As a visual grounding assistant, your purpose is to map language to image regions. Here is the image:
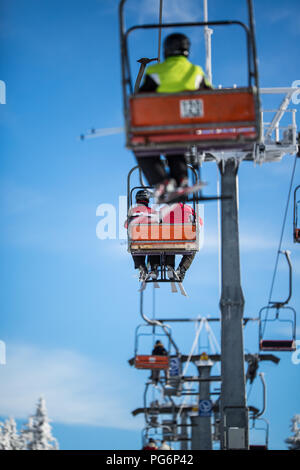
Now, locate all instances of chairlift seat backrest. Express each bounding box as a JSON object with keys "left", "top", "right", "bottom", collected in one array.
[
  {"left": 129, "top": 222, "right": 198, "bottom": 254},
  {"left": 293, "top": 186, "right": 300, "bottom": 243},
  {"left": 259, "top": 302, "right": 296, "bottom": 353},
  {"left": 249, "top": 444, "right": 268, "bottom": 450},
  {"left": 294, "top": 228, "right": 300, "bottom": 243},
  {"left": 259, "top": 339, "right": 296, "bottom": 352},
  {"left": 135, "top": 354, "right": 170, "bottom": 370},
  {"left": 128, "top": 88, "right": 259, "bottom": 153}
]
